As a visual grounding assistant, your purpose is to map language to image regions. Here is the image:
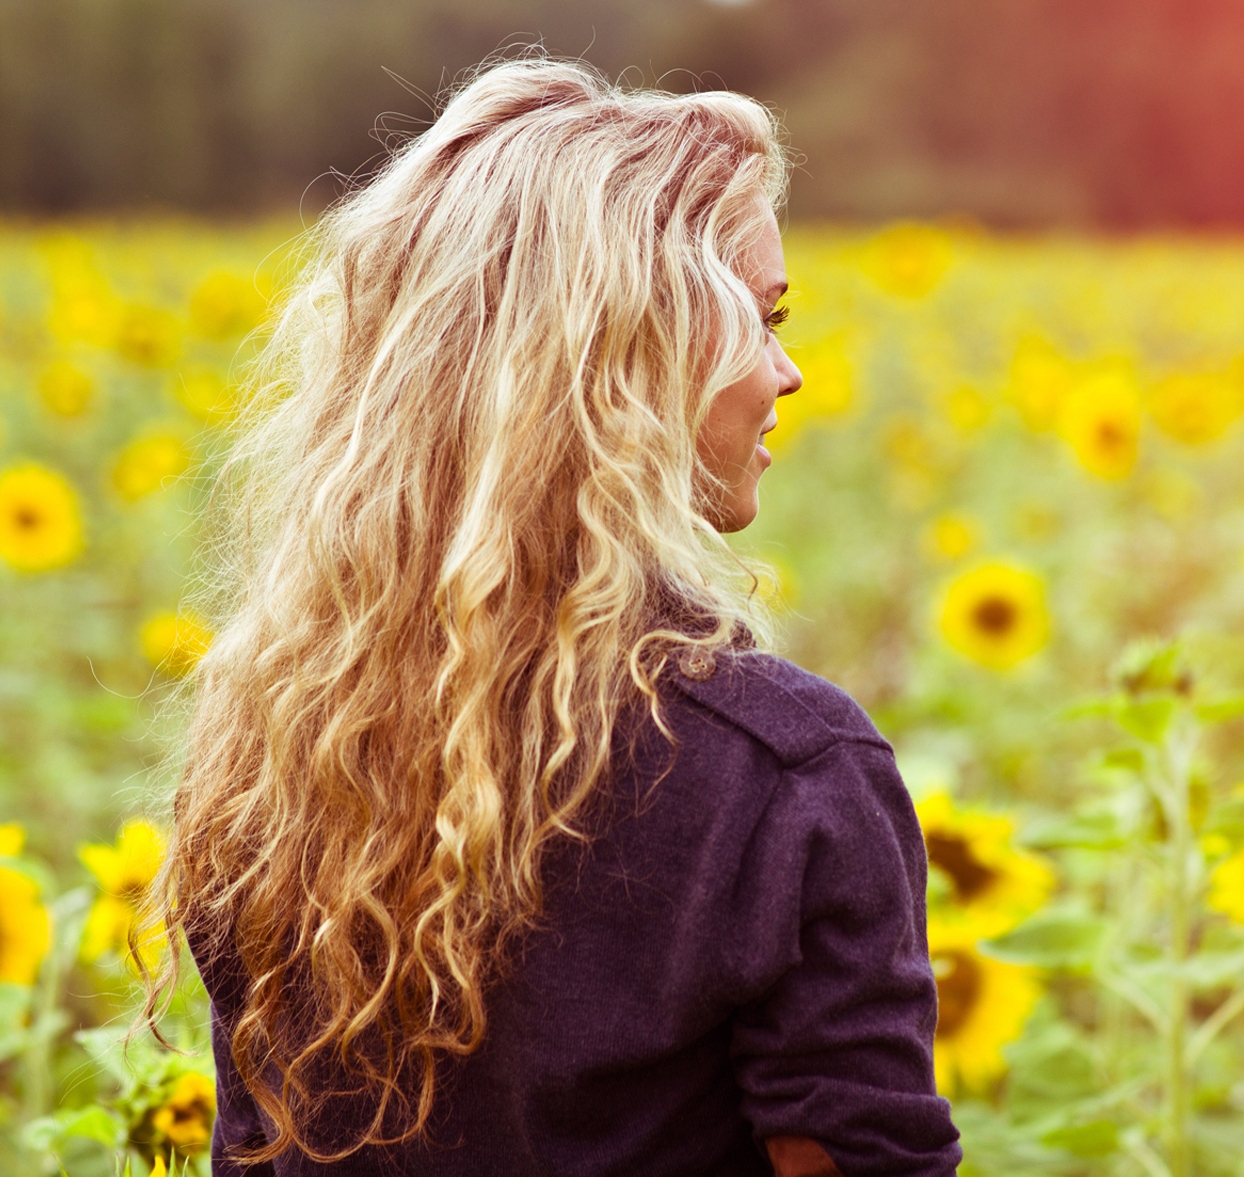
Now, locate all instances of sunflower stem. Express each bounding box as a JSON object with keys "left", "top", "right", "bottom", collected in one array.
[
  {"left": 1160, "top": 721, "right": 1195, "bottom": 1177},
  {"left": 21, "top": 925, "right": 60, "bottom": 1124},
  {"left": 1126, "top": 1132, "right": 1175, "bottom": 1177}
]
